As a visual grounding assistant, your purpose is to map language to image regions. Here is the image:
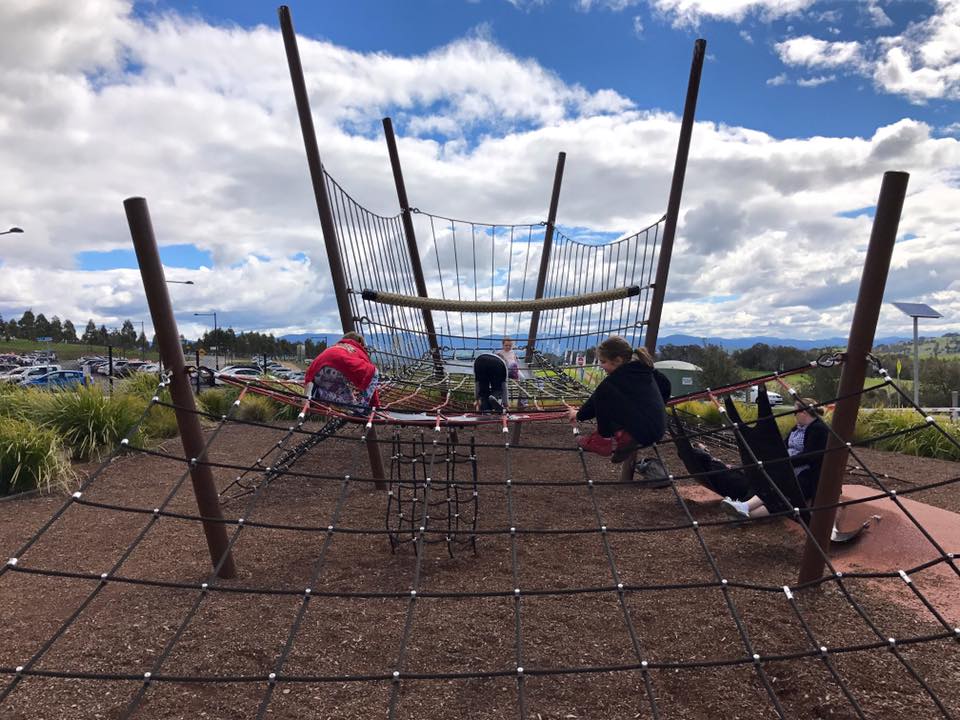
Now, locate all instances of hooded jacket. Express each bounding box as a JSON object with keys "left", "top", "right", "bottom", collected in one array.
[{"left": 305, "top": 338, "right": 380, "bottom": 406}]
